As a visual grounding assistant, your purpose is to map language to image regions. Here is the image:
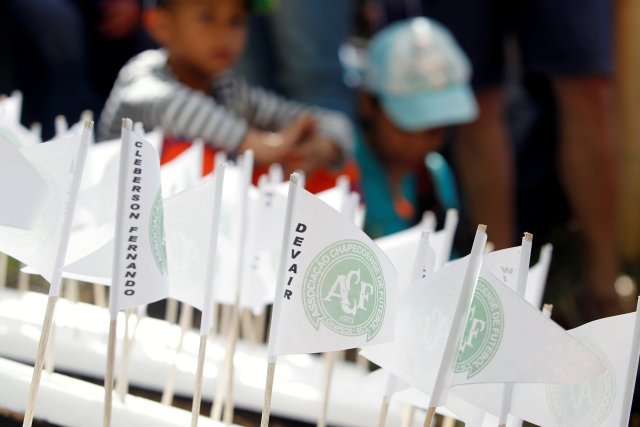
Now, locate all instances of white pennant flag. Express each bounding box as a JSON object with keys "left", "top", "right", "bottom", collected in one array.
[
  {"left": 160, "top": 139, "right": 204, "bottom": 197},
  {"left": 359, "top": 254, "right": 472, "bottom": 404},
  {"left": 451, "top": 247, "right": 603, "bottom": 387},
  {"left": 109, "top": 120, "right": 168, "bottom": 316},
  {"left": 525, "top": 243, "right": 553, "bottom": 309},
  {"left": 0, "top": 130, "right": 89, "bottom": 293},
  {"left": 211, "top": 155, "right": 253, "bottom": 306},
  {"left": 509, "top": 301, "right": 640, "bottom": 427},
  {"left": 239, "top": 176, "right": 288, "bottom": 314},
  {"left": 375, "top": 209, "right": 457, "bottom": 288},
  {"left": 0, "top": 141, "right": 48, "bottom": 229},
  {"left": 164, "top": 173, "right": 219, "bottom": 312},
  {"left": 267, "top": 175, "right": 397, "bottom": 359},
  {"left": 0, "top": 92, "right": 39, "bottom": 148}
]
